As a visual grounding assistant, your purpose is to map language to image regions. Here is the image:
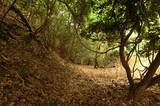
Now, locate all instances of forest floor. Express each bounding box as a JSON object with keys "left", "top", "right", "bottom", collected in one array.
[
  {"left": 0, "top": 10, "right": 160, "bottom": 106},
  {"left": 0, "top": 36, "right": 160, "bottom": 106}
]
